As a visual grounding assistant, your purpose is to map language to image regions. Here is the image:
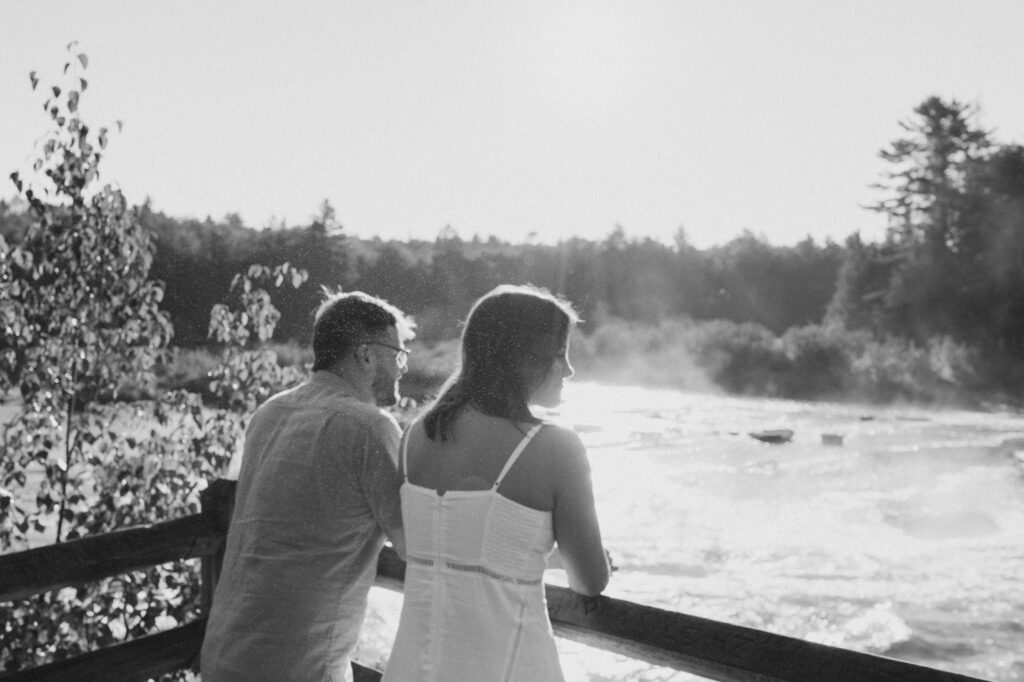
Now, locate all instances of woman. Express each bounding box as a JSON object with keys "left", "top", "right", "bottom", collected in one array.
[{"left": 383, "top": 284, "right": 611, "bottom": 682}]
